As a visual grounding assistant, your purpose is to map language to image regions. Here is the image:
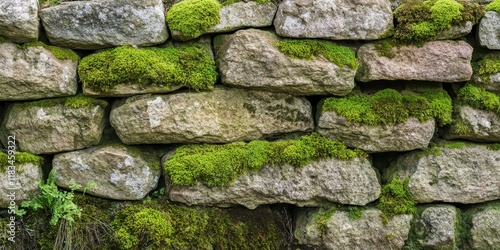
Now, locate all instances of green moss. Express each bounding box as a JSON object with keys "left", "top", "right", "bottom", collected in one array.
[
  {"left": 486, "top": 0, "right": 500, "bottom": 12},
  {"left": 474, "top": 53, "right": 500, "bottom": 82},
  {"left": 452, "top": 120, "right": 473, "bottom": 135},
  {"left": 78, "top": 45, "right": 217, "bottom": 92},
  {"left": 218, "top": 0, "right": 271, "bottom": 5},
  {"left": 276, "top": 40, "right": 358, "bottom": 69},
  {"left": 164, "top": 133, "right": 367, "bottom": 187},
  {"left": 0, "top": 36, "right": 10, "bottom": 44},
  {"left": 377, "top": 178, "right": 416, "bottom": 222},
  {"left": 394, "top": 0, "right": 484, "bottom": 43},
  {"left": 322, "top": 88, "right": 453, "bottom": 126},
  {"left": 0, "top": 151, "right": 43, "bottom": 172},
  {"left": 487, "top": 143, "right": 500, "bottom": 150},
  {"left": 166, "top": 0, "right": 220, "bottom": 38},
  {"left": 457, "top": 84, "right": 500, "bottom": 115},
  {"left": 22, "top": 95, "right": 108, "bottom": 110},
  {"left": 21, "top": 41, "right": 79, "bottom": 61},
  {"left": 373, "top": 39, "right": 403, "bottom": 59}
]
